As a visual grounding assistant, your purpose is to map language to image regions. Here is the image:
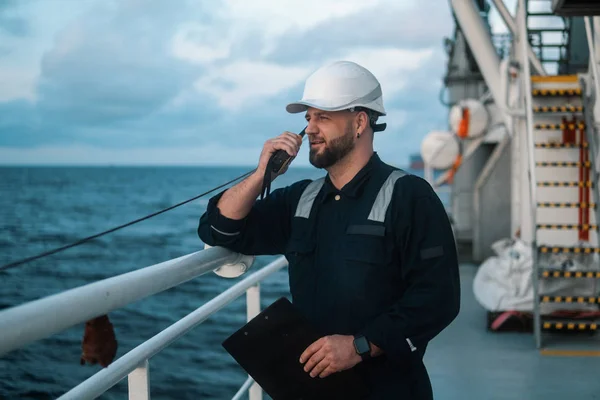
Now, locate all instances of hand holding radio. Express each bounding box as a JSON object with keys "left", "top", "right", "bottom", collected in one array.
[{"left": 258, "top": 128, "right": 306, "bottom": 199}]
